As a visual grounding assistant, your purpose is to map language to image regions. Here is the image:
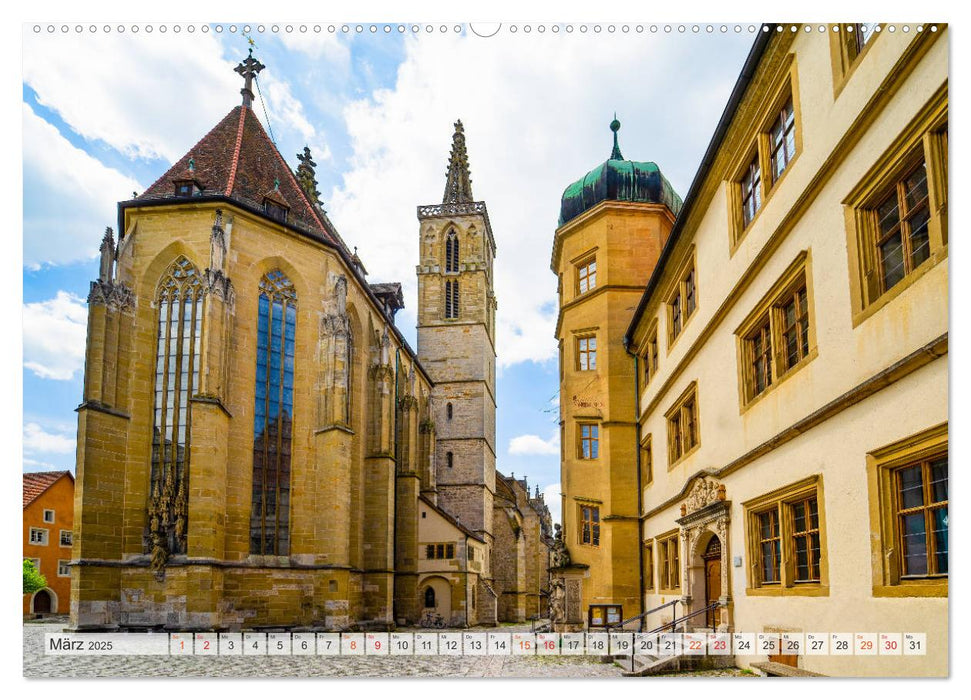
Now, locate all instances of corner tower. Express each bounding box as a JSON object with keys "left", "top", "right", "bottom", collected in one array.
[
  {"left": 416, "top": 120, "right": 498, "bottom": 570},
  {"left": 552, "top": 117, "right": 681, "bottom": 625}
]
